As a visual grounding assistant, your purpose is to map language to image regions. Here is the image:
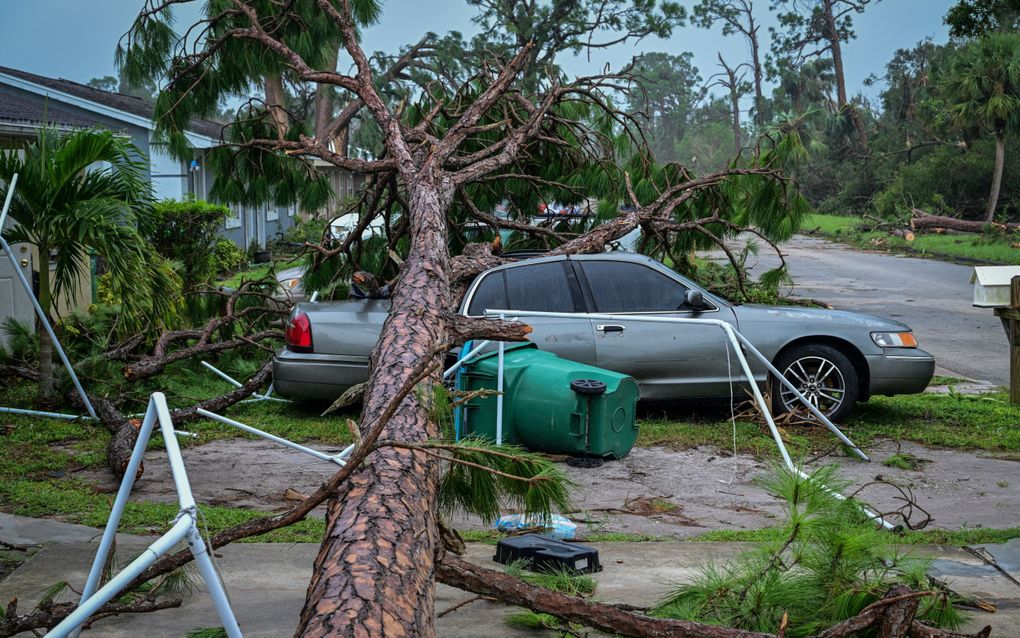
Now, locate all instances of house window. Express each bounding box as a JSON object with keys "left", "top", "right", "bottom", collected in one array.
[
  {"left": 267, "top": 205, "right": 279, "bottom": 222},
  {"left": 224, "top": 207, "right": 242, "bottom": 229},
  {"left": 347, "top": 173, "right": 354, "bottom": 196}
]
